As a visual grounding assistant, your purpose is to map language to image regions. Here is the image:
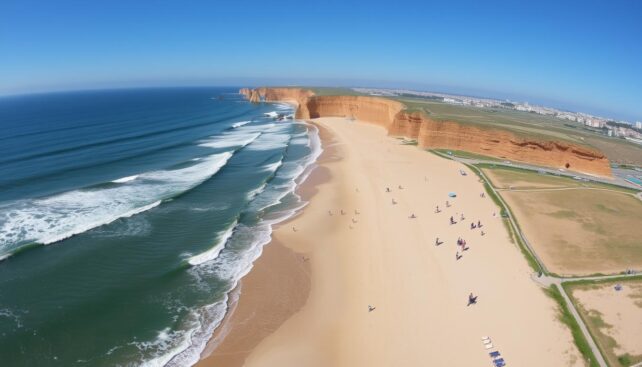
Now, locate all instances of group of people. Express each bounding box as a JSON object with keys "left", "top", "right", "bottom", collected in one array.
[{"left": 432, "top": 191, "right": 490, "bottom": 306}]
